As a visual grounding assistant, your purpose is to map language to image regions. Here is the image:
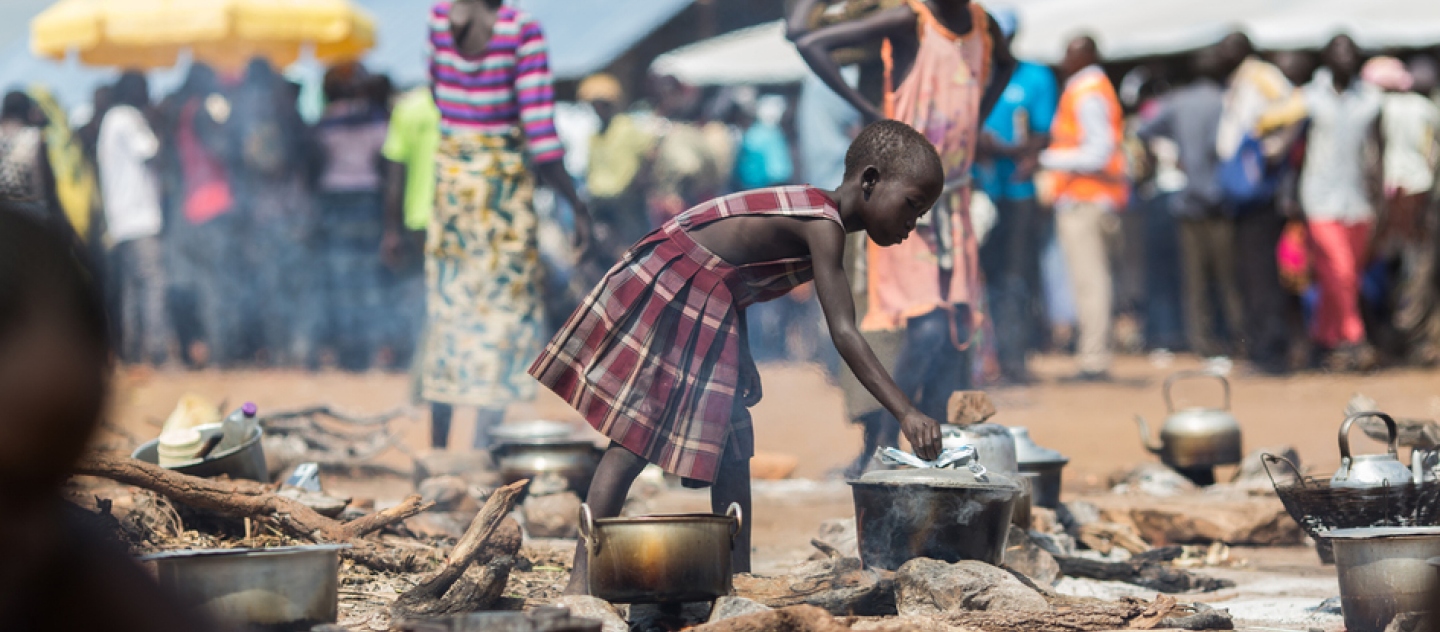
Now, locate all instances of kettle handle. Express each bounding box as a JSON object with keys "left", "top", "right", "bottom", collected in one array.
[
  {"left": 1163, "top": 370, "right": 1231, "bottom": 413},
  {"left": 1339, "top": 411, "right": 1400, "bottom": 462}
]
